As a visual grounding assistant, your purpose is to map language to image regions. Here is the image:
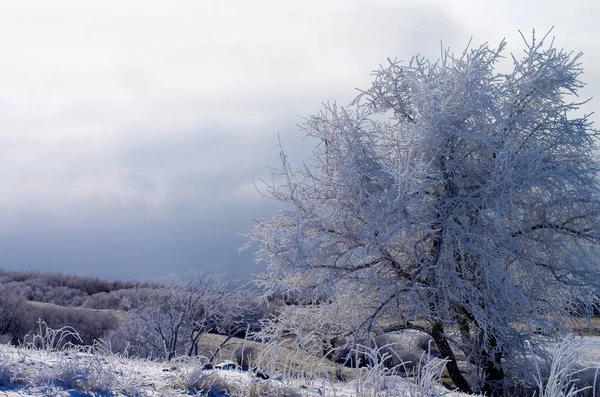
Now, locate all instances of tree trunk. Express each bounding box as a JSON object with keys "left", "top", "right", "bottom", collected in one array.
[
  {"left": 210, "top": 335, "right": 234, "bottom": 363},
  {"left": 479, "top": 336, "right": 504, "bottom": 396},
  {"left": 430, "top": 321, "right": 472, "bottom": 394},
  {"left": 188, "top": 330, "right": 203, "bottom": 357}
]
